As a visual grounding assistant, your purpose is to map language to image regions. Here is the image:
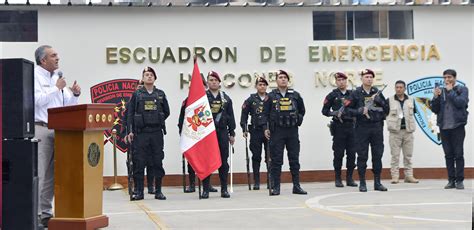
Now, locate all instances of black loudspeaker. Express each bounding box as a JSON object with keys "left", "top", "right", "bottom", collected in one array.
[
  {"left": 0, "top": 58, "right": 35, "bottom": 139},
  {"left": 2, "top": 139, "right": 39, "bottom": 230}
]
